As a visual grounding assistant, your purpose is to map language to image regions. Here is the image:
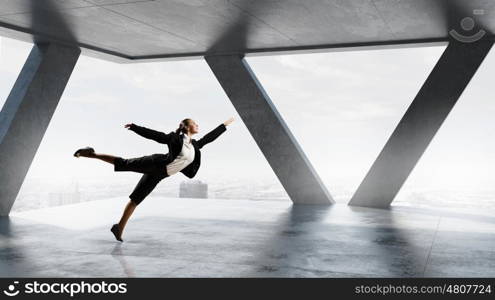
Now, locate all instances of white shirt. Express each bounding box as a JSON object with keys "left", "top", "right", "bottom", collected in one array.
[{"left": 166, "top": 135, "right": 195, "bottom": 176}]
